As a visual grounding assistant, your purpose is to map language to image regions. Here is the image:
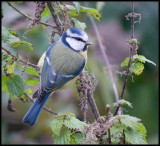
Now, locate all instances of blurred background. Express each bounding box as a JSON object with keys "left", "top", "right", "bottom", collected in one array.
[{"left": 2, "top": 2, "right": 158, "bottom": 144}]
